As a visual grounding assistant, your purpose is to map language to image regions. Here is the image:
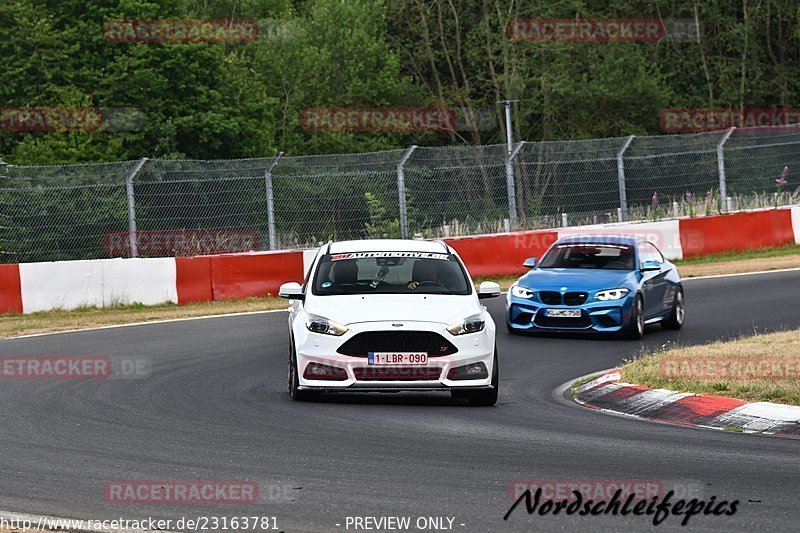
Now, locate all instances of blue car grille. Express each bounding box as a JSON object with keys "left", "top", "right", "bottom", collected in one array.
[
  {"left": 564, "top": 292, "right": 588, "bottom": 305},
  {"left": 537, "top": 291, "right": 588, "bottom": 306},
  {"left": 539, "top": 291, "right": 562, "bottom": 305}
]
